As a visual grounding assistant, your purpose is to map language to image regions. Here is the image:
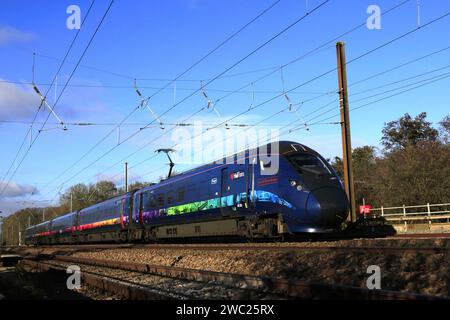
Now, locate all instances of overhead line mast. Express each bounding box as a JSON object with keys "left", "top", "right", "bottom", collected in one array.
[{"left": 336, "top": 42, "right": 356, "bottom": 223}]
